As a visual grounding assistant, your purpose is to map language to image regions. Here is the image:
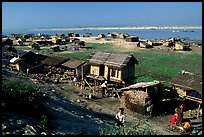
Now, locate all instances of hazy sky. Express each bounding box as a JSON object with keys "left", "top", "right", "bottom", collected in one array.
[{"left": 2, "top": 2, "right": 202, "bottom": 31}]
